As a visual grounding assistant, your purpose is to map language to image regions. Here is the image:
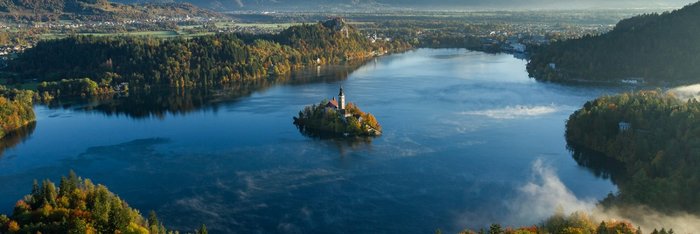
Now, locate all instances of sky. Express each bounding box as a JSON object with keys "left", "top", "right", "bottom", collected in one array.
[{"left": 377, "top": 0, "right": 696, "bottom": 8}]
